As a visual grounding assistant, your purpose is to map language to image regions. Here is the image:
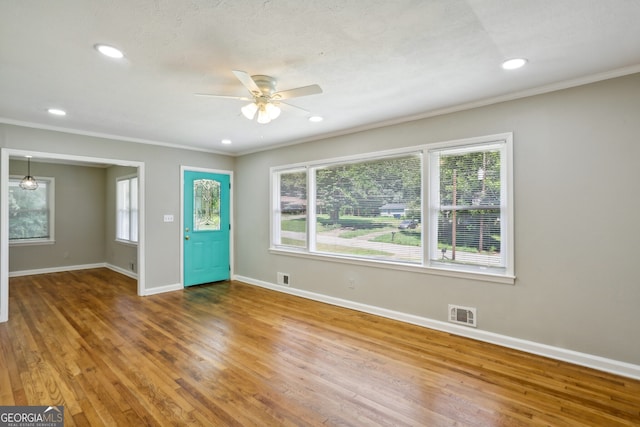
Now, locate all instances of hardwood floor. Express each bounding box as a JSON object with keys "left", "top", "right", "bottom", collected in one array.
[{"left": 1, "top": 269, "right": 639, "bottom": 426}]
